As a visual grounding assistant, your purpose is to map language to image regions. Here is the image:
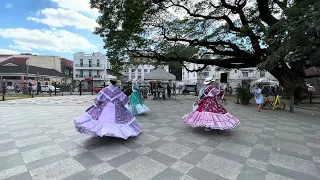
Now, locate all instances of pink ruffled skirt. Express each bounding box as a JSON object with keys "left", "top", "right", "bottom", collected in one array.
[{"left": 182, "top": 111, "right": 240, "bottom": 130}]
